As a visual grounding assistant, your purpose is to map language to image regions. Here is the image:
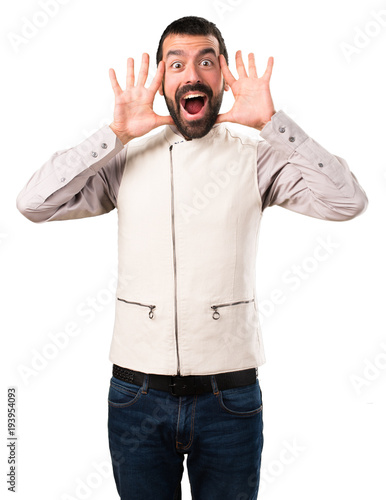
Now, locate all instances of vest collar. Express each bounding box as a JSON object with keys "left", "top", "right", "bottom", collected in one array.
[{"left": 164, "top": 122, "right": 225, "bottom": 146}]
